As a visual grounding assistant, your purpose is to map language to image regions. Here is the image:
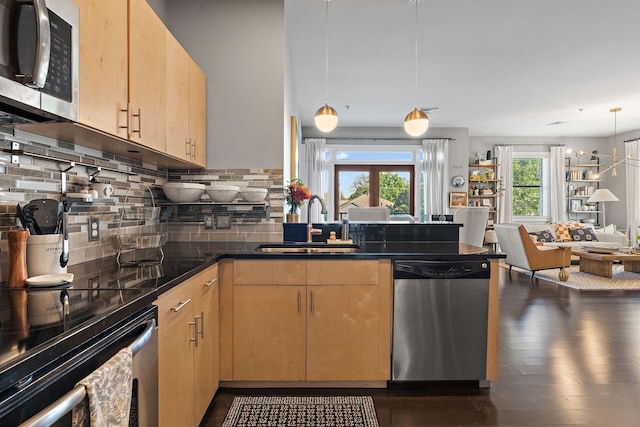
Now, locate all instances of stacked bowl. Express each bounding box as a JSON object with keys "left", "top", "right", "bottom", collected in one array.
[
  {"left": 161, "top": 182, "right": 205, "bottom": 202},
  {"left": 205, "top": 184, "right": 240, "bottom": 202},
  {"left": 239, "top": 187, "right": 268, "bottom": 202}
]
